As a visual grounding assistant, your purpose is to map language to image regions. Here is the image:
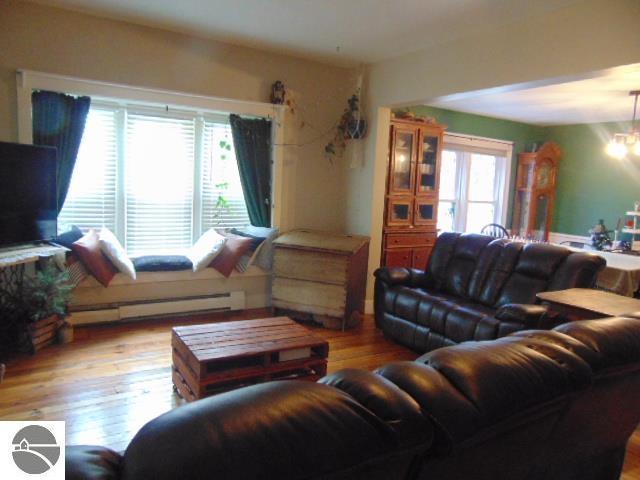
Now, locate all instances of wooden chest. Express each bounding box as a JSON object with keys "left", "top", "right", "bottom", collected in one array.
[{"left": 272, "top": 230, "right": 370, "bottom": 329}]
